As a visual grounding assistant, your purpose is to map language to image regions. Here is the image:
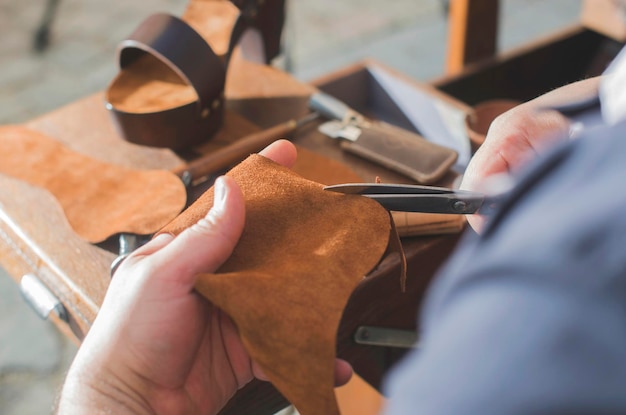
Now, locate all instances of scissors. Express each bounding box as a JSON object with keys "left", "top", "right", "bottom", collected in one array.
[
  {"left": 323, "top": 183, "right": 502, "bottom": 215},
  {"left": 323, "top": 94, "right": 604, "bottom": 215}
]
